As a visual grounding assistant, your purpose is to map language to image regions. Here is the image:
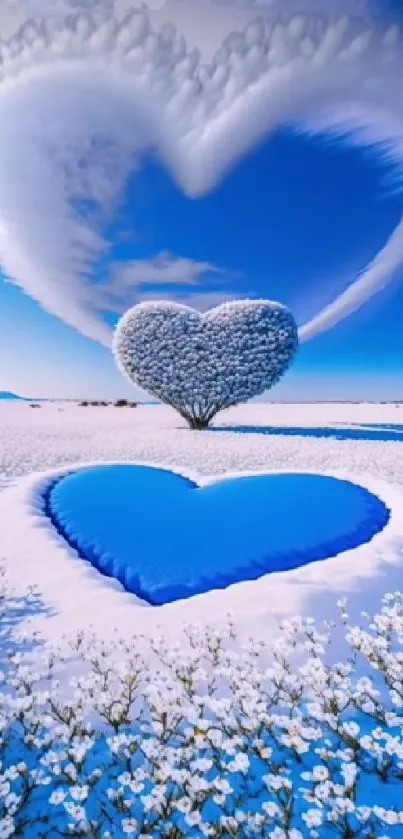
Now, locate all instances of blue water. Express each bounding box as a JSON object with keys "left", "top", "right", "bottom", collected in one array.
[{"left": 46, "top": 466, "right": 389, "bottom": 606}]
